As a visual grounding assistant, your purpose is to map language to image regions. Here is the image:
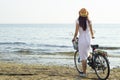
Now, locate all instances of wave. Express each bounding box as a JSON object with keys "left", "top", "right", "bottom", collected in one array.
[
  {"left": 98, "top": 46, "right": 120, "bottom": 50},
  {"left": 0, "top": 42, "right": 120, "bottom": 50},
  {"left": 0, "top": 42, "right": 26, "bottom": 45},
  {"left": 38, "top": 44, "right": 72, "bottom": 48},
  {"left": 1, "top": 41, "right": 120, "bottom": 54},
  {"left": 13, "top": 48, "right": 53, "bottom": 54},
  {"left": 14, "top": 49, "right": 33, "bottom": 53},
  {"left": 0, "top": 42, "right": 71, "bottom": 48}
]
